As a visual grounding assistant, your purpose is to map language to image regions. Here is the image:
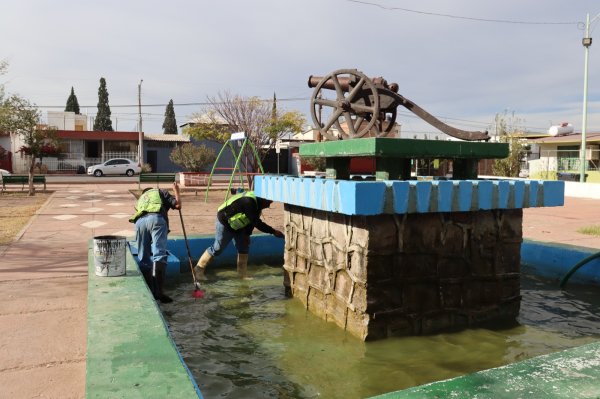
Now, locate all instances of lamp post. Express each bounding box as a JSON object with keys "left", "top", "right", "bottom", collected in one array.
[
  {"left": 579, "top": 13, "right": 600, "bottom": 182},
  {"left": 138, "top": 79, "right": 143, "bottom": 166}
]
